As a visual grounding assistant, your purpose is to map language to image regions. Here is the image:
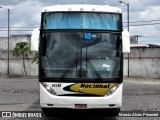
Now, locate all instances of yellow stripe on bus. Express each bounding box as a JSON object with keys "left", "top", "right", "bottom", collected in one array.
[{"left": 70, "top": 83, "right": 117, "bottom": 96}]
